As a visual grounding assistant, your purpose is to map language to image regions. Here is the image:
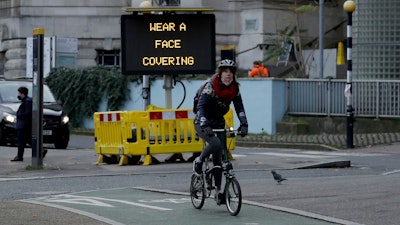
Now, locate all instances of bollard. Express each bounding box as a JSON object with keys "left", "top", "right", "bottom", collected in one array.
[{"left": 336, "top": 41, "right": 345, "bottom": 65}]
